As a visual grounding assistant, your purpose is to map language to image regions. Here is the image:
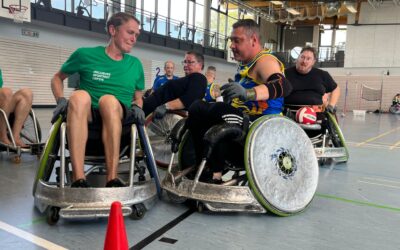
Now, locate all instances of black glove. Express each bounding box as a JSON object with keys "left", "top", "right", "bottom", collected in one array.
[
  {"left": 128, "top": 104, "right": 145, "bottom": 125},
  {"left": 326, "top": 104, "right": 337, "bottom": 114},
  {"left": 221, "top": 82, "right": 255, "bottom": 103},
  {"left": 51, "top": 97, "right": 68, "bottom": 124},
  {"left": 153, "top": 104, "right": 167, "bottom": 120}
]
